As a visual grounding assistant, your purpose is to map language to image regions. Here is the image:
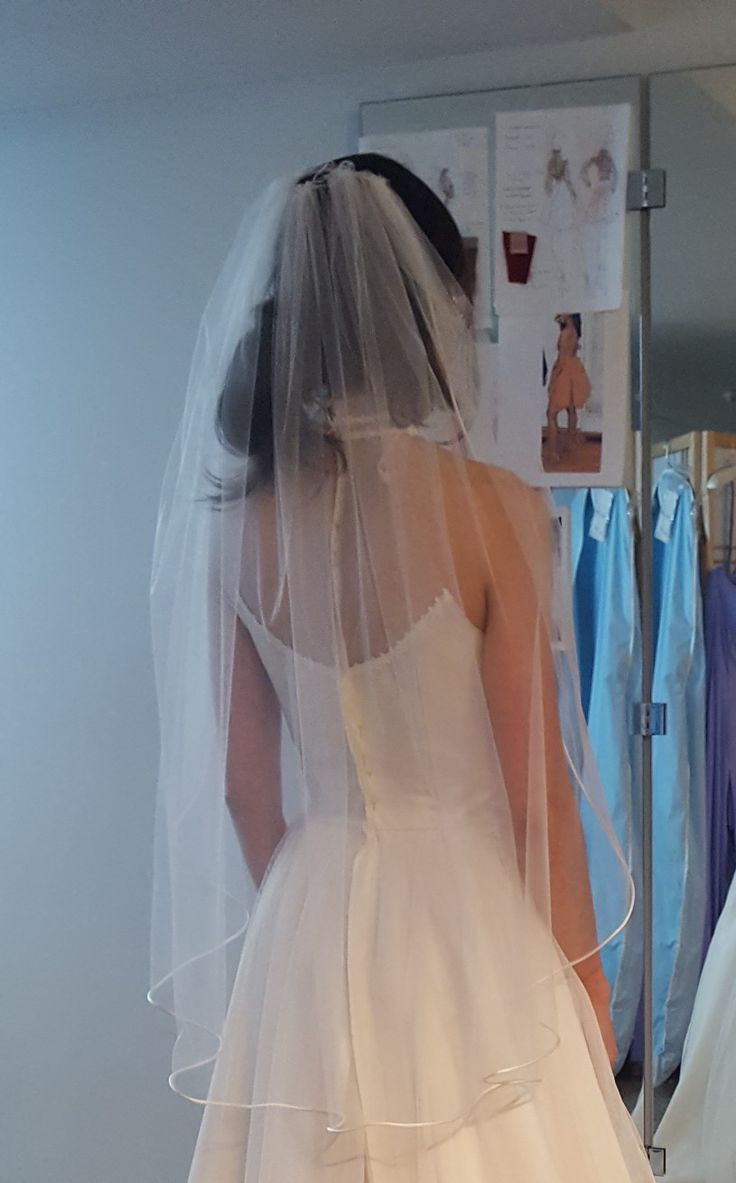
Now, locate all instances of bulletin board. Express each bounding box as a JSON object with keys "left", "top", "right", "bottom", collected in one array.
[{"left": 360, "top": 76, "right": 641, "bottom": 488}]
